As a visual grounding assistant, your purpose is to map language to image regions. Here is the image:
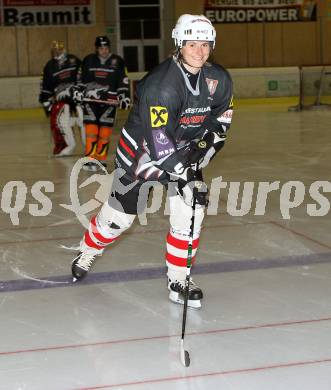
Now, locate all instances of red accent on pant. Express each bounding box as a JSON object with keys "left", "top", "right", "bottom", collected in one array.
[{"left": 84, "top": 216, "right": 118, "bottom": 250}]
